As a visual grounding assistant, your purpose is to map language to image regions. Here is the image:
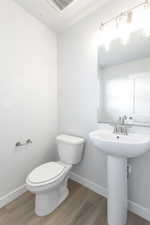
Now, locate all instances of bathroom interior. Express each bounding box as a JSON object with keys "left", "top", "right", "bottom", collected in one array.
[{"left": 1, "top": 0, "right": 150, "bottom": 225}]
